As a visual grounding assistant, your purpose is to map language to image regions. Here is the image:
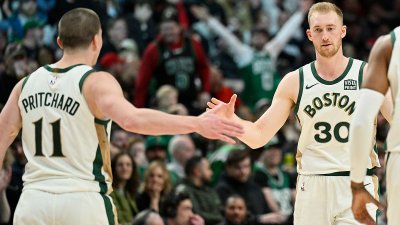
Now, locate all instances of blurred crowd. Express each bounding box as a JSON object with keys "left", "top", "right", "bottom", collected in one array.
[{"left": 0, "top": 0, "right": 398, "bottom": 224}]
